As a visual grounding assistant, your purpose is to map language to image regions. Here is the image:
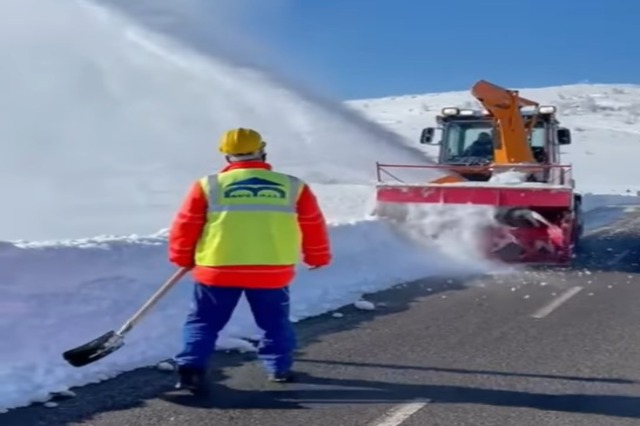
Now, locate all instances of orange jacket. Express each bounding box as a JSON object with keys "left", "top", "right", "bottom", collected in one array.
[{"left": 168, "top": 161, "right": 332, "bottom": 288}]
